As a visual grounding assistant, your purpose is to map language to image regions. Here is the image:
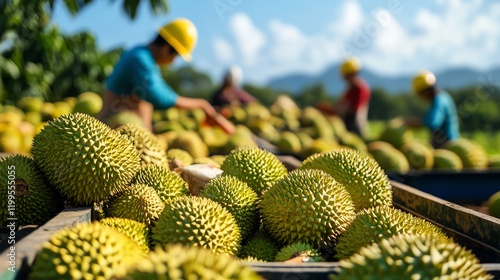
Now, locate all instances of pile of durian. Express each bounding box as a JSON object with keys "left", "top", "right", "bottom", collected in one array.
[{"left": 0, "top": 113, "right": 494, "bottom": 279}]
